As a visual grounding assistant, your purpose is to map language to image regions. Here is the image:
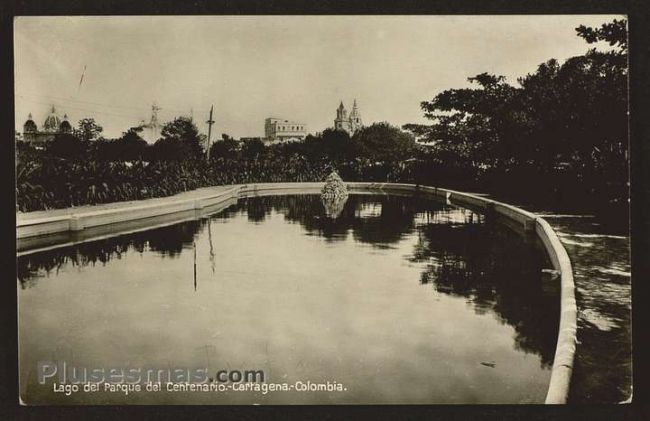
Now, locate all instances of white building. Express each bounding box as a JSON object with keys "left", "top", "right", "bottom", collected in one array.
[{"left": 264, "top": 117, "right": 306, "bottom": 143}]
